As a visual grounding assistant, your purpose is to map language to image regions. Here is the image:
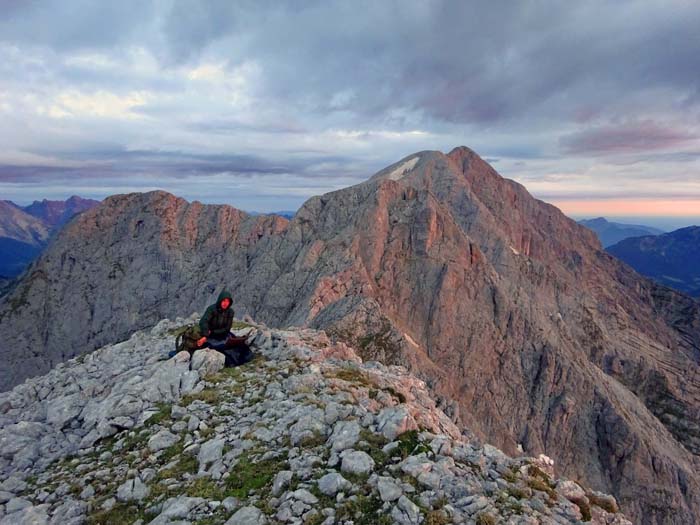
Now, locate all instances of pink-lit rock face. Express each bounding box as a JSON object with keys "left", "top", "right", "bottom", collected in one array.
[{"left": 1, "top": 147, "right": 699, "bottom": 523}]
